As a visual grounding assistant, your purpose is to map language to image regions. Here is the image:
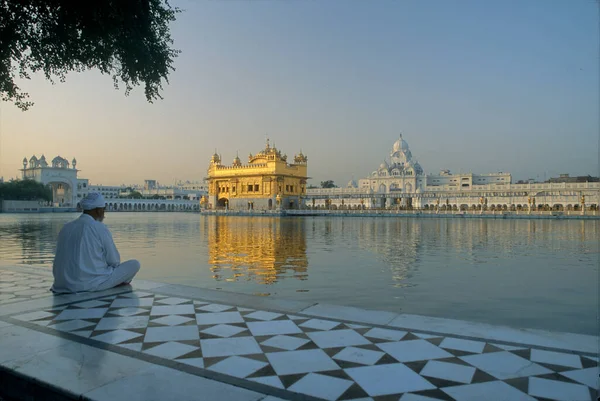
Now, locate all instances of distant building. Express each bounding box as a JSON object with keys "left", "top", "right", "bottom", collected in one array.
[
  {"left": 351, "top": 135, "right": 509, "bottom": 208},
  {"left": 546, "top": 174, "right": 599, "bottom": 184},
  {"left": 87, "top": 184, "right": 125, "bottom": 199},
  {"left": 307, "top": 135, "right": 599, "bottom": 211},
  {"left": 206, "top": 140, "right": 308, "bottom": 210},
  {"left": 21, "top": 155, "right": 79, "bottom": 206},
  {"left": 18, "top": 155, "right": 203, "bottom": 211},
  {"left": 144, "top": 180, "right": 158, "bottom": 190}
]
